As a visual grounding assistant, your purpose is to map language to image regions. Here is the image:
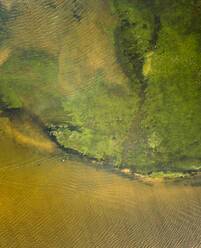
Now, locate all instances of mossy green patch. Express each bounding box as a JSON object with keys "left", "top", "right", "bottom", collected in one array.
[
  {"left": 143, "top": 51, "right": 153, "bottom": 77},
  {"left": 50, "top": 71, "right": 139, "bottom": 165},
  {"left": 150, "top": 171, "right": 190, "bottom": 179},
  {"left": 107, "top": 0, "right": 201, "bottom": 173},
  {"left": 49, "top": 0, "right": 201, "bottom": 174},
  {"left": 141, "top": 0, "right": 201, "bottom": 170},
  {"left": 112, "top": 0, "right": 155, "bottom": 83}
]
